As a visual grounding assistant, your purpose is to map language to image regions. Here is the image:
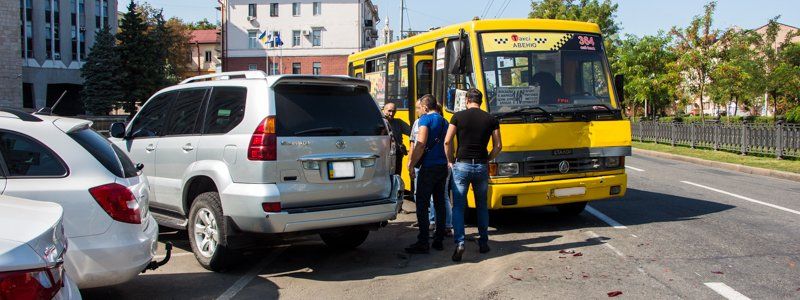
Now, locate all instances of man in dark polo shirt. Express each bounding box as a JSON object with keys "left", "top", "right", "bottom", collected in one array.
[{"left": 444, "top": 88, "right": 502, "bottom": 262}]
